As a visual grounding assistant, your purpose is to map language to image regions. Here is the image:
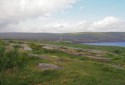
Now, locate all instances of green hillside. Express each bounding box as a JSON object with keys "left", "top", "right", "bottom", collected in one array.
[
  {"left": 0, "top": 32, "right": 125, "bottom": 43},
  {"left": 0, "top": 40, "right": 125, "bottom": 85}
]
